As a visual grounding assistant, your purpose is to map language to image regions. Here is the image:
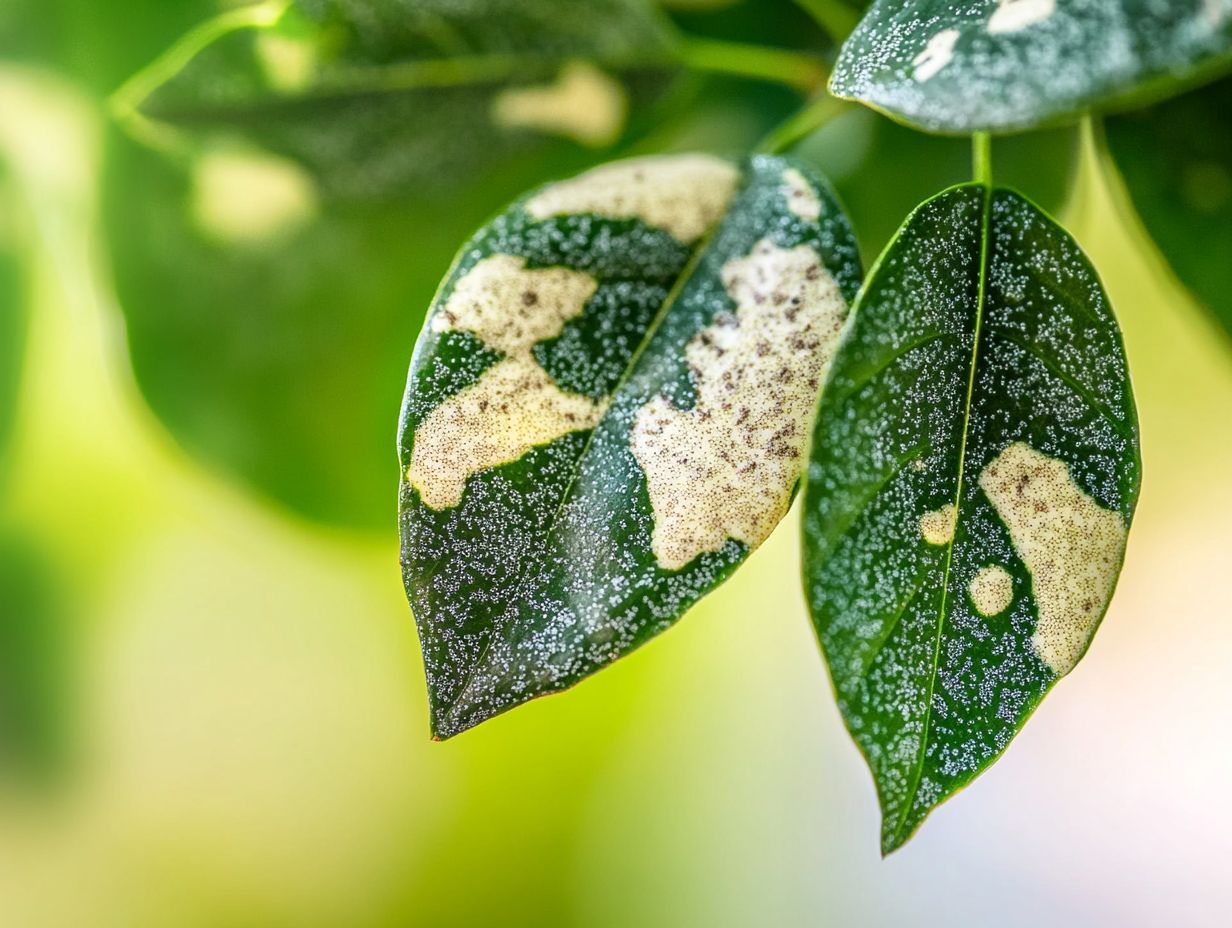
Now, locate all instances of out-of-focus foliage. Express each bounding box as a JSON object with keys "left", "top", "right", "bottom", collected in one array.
[
  {"left": 1104, "top": 75, "right": 1232, "bottom": 344},
  {"left": 0, "top": 157, "right": 24, "bottom": 461},
  {"left": 832, "top": 0, "right": 1232, "bottom": 133}
]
